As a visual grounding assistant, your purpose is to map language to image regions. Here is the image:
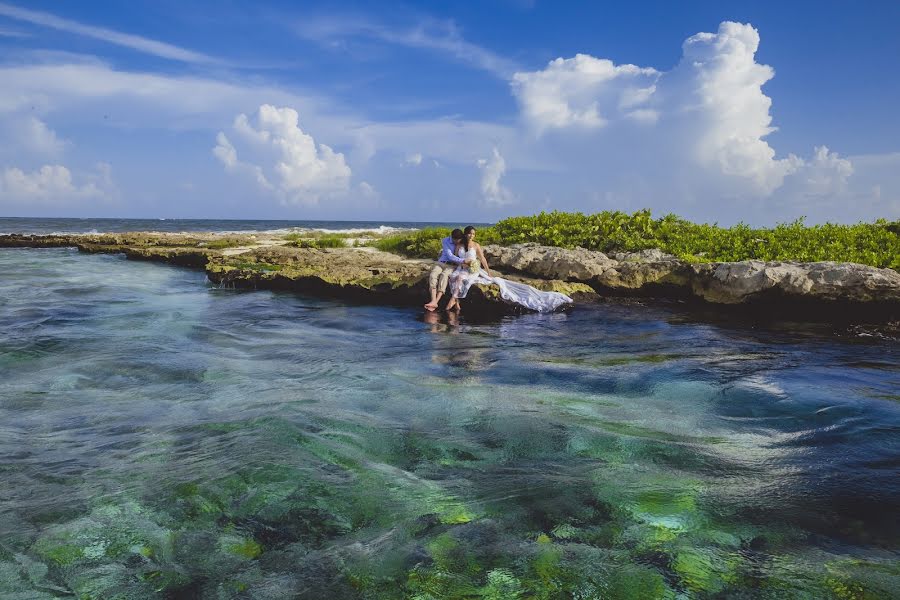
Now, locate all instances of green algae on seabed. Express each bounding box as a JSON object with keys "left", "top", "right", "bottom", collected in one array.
[
  {"left": 4, "top": 349, "right": 896, "bottom": 598},
  {"left": 7, "top": 407, "right": 897, "bottom": 599},
  {"left": 12, "top": 380, "right": 760, "bottom": 599},
  {"left": 532, "top": 392, "right": 621, "bottom": 408},
  {"left": 597, "top": 420, "right": 727, "bottom": 444},
  {"left": 0, "top": 349, "right": 45, "bottom": 368},
  {"left": 866, "top": 392, "right": 900, "bottom": 402},
  {"left": 222, "top": 535, "right": 263, "bottom": 560},
  {"left": 533, "top": 352, "right": 690, "bottom": 368},
  {"left": 24, "top": 502, "right": 180, "bottom": 598}
]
